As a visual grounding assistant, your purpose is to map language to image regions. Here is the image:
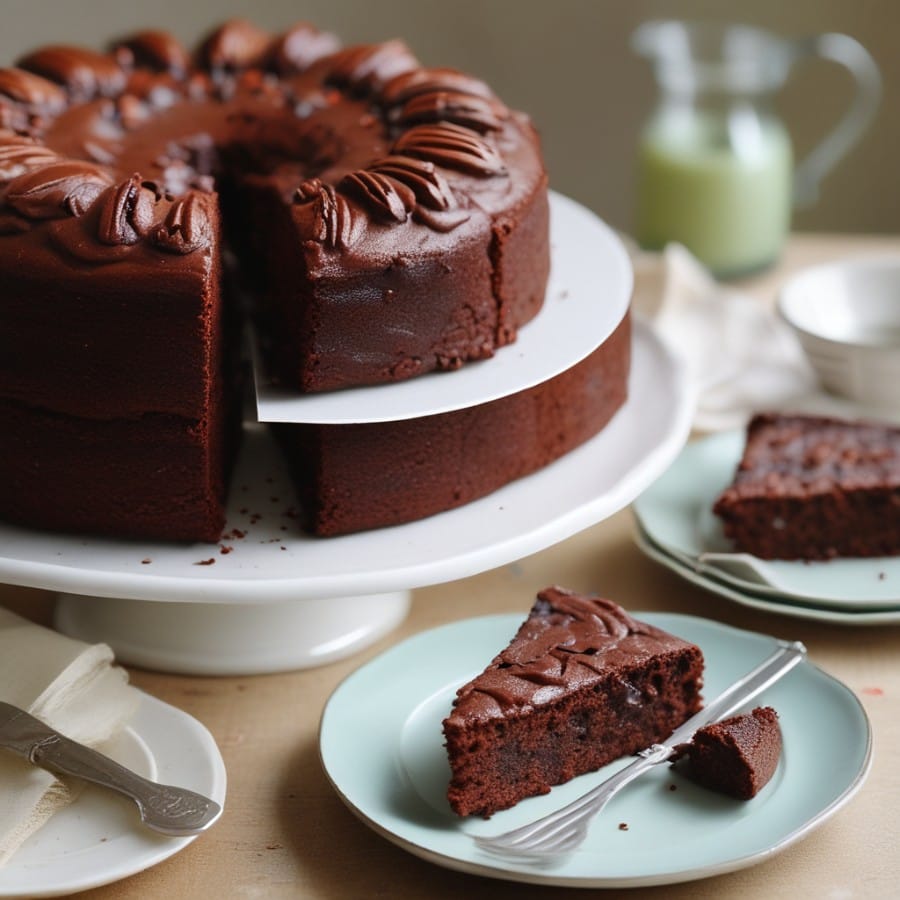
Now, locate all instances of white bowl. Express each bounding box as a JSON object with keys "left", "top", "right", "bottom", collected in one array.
[{"left": 778, "top": 256, "right": 900, "bottom": 410}]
